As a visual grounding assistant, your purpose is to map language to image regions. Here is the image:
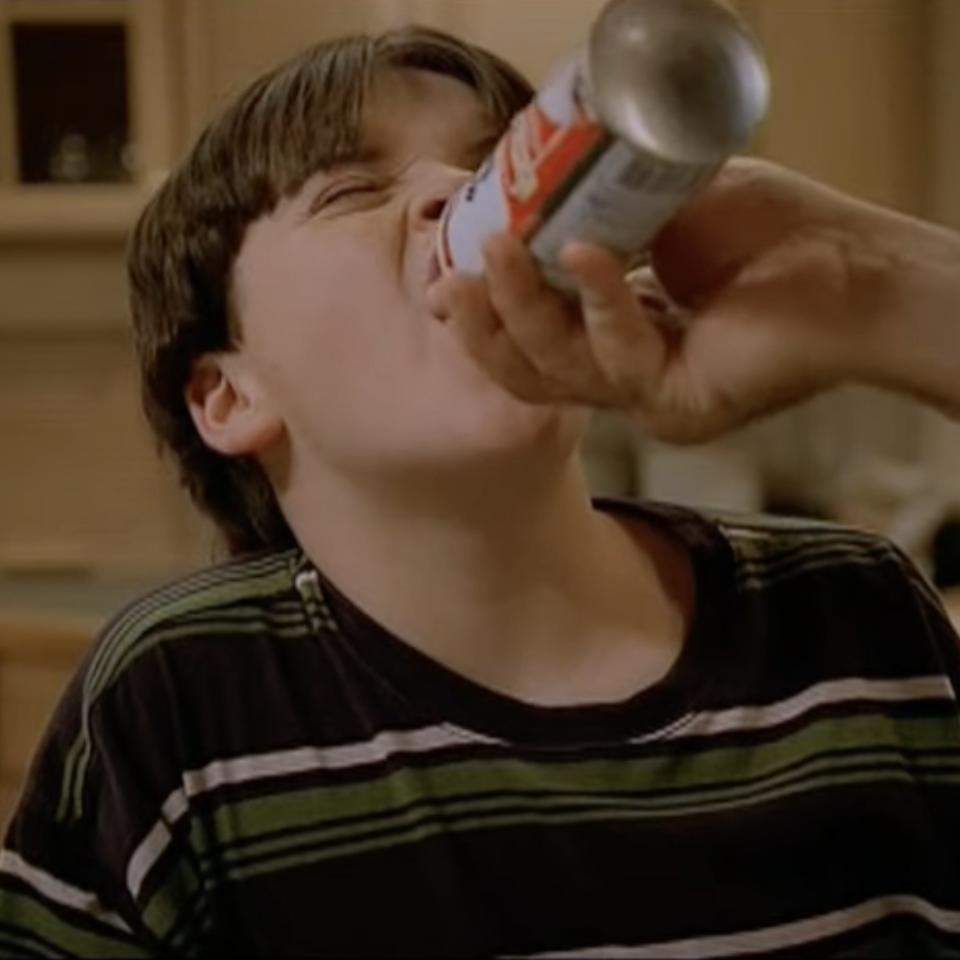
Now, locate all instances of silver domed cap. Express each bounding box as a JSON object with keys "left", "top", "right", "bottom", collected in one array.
[{"left": 588, "top": 0, "right": 770, "bottom": 164}]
